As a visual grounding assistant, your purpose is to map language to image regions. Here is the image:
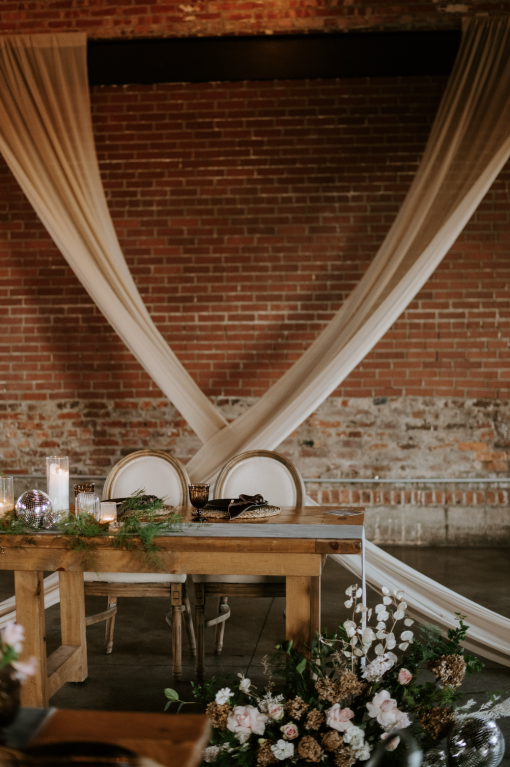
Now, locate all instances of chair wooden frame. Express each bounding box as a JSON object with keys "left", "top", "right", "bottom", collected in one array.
[
  {"left": 84, "top": 449, "right": 196, "bottom": 680},
  {"left": 194, "top": 450, "right": 303, "bottom": 681}
]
